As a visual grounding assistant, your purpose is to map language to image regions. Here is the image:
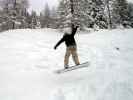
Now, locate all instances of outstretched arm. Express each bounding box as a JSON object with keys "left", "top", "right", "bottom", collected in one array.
[
  {"left": 54, "top": 37, "right": 64, "bottom": 50},
  {"left": 71, "top": 26, "right": 79, "bottom": 36}
]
